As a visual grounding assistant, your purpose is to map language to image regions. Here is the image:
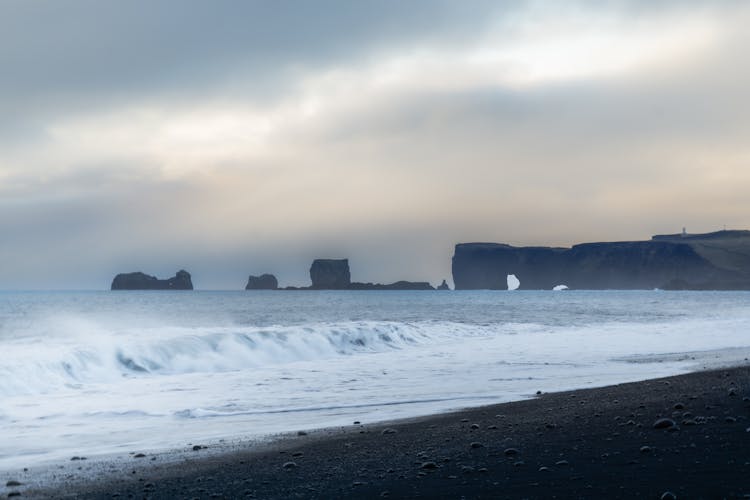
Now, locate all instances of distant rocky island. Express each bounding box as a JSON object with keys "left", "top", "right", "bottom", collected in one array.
[
  {"left": 110, "top": 260, "right": 438, "bottom": 291},
  {"left": 280, "top": 259, "right": 435, "bottom": 290},
  {"left": 109, "top": 229, "right": 750, "bottom": 291},
  {"left": 111, "top": 270, "right": 193, "bottom": 290},
  {"left": 452, "top": 230, "right": 750, "bottom": 290},
  {"left": 245, "top": 274, "right": 278, "bottom": 290}
]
